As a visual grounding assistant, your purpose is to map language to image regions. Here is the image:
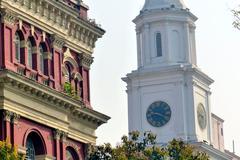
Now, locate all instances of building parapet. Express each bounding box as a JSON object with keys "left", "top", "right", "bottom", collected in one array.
[{"left": 0, "top": 0, "right": 105, "bottom": 55}]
